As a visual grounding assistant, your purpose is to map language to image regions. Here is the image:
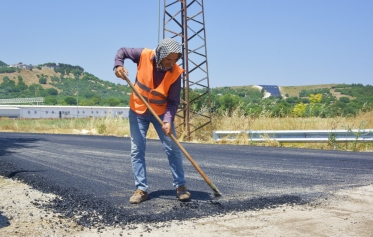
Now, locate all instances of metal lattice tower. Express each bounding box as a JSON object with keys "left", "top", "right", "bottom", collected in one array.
[{"left": 163, "top": 0, "right": 212, "bottom": 139}]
